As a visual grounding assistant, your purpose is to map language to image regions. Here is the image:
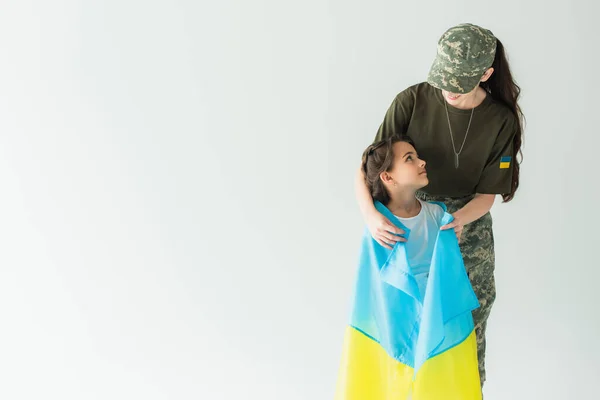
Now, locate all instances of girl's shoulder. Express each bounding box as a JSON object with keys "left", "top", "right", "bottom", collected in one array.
[
  {"left": 421, "top": 200, "right": 447, "bottom": 214},
  {"left": 420, "top": 200, "right": 447, "bottom": 223}
]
